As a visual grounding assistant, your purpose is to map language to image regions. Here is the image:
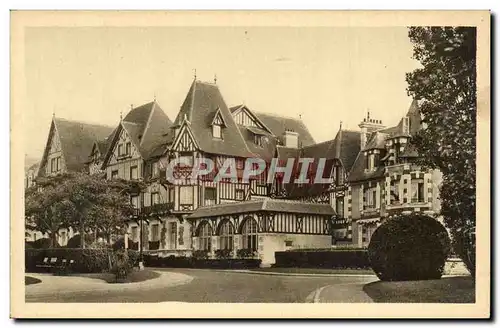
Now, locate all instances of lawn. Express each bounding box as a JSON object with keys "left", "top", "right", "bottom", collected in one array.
[
  {"left": 363, "top": 276, "right": 475, "bottom": 303},
  {"left": 75, "top": 269, "right": 160, "bottom": 284},
  {"left": 25, "top": 276, "right": 42, "bottom": 285},
  {"left": 250, "top": 267, "right": 375, "bottom": 275}
]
